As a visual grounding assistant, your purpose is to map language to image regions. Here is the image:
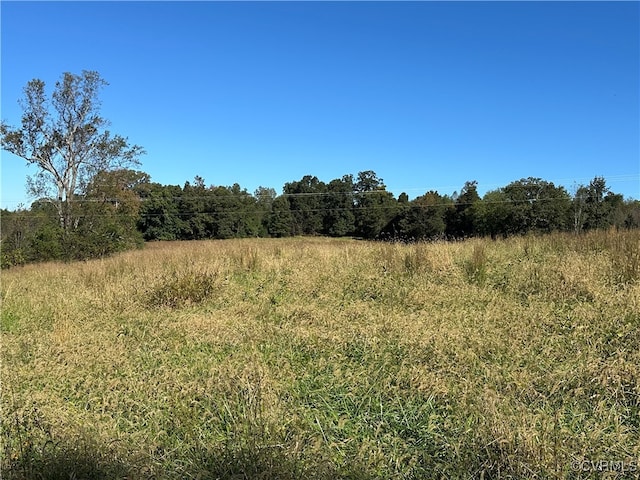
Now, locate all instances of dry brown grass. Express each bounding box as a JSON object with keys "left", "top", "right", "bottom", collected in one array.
[{"left": 1, "top": 231, "right": 639, "bottom": 478}]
